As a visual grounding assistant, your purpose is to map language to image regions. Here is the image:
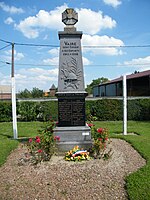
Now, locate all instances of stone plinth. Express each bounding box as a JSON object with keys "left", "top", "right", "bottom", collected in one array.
[{"left": 54, "top": 126, "right": 92, "bottom": 152}]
